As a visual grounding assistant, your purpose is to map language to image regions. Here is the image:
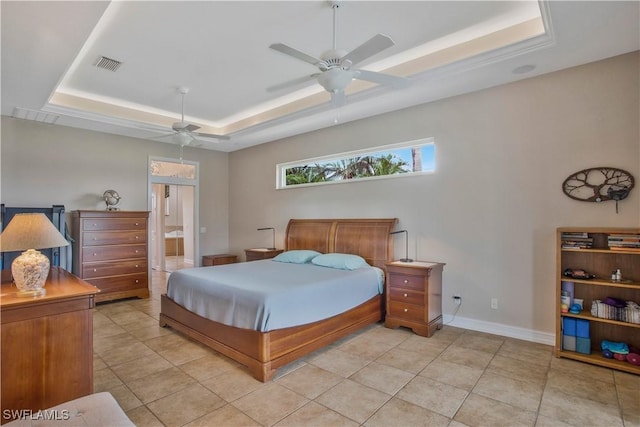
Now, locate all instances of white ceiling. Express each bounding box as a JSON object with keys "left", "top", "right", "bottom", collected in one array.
[{"left": 2, "top": 1, "right": 638, "bottom": 152}]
